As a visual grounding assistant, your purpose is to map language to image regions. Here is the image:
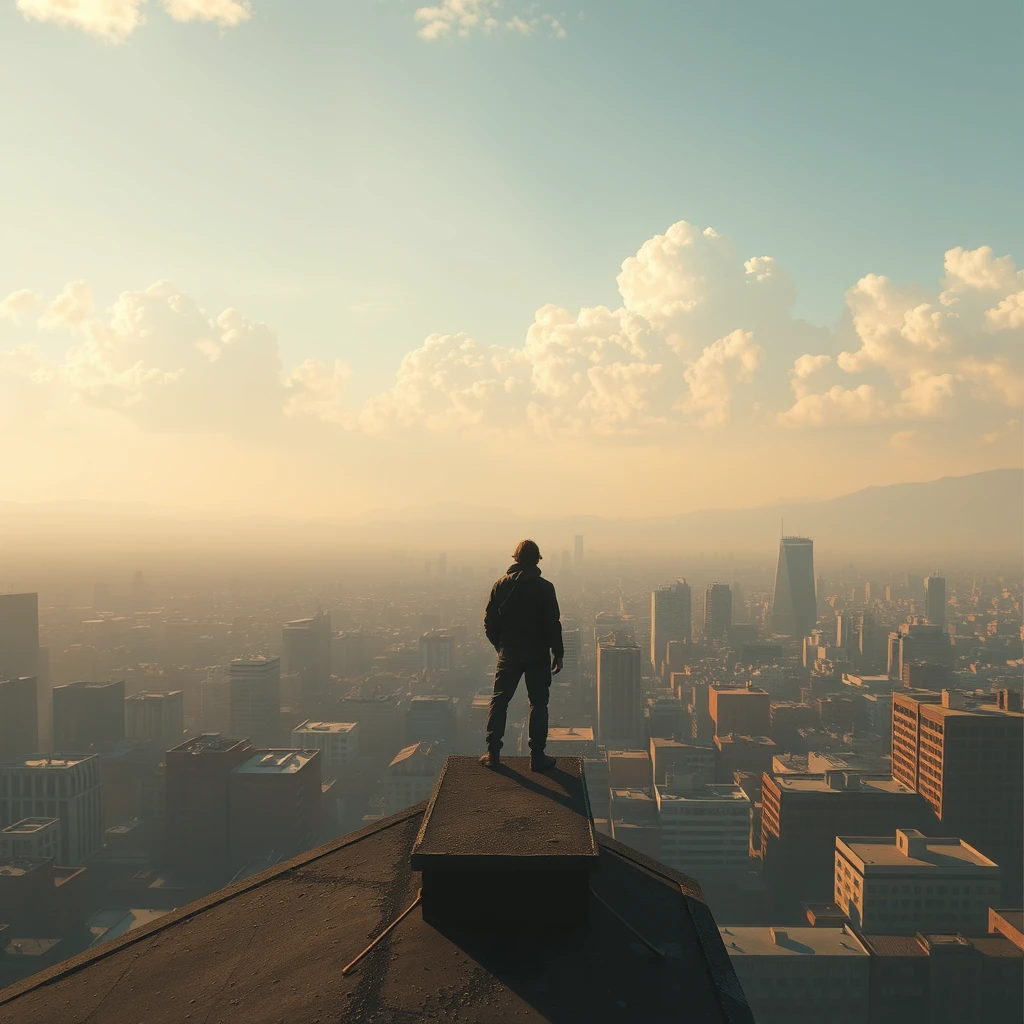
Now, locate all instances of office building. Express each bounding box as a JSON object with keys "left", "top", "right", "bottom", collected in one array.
[
  {"left": 199, "top": 676, "right": 231, "bottom": 735},
  {"left": 405, "top": 694, "right": 457, "bottom": 745},
  {"left": 887, "top": 621, "right": 952, "bottom": 680},
  {"left": 336, "top": 692, "right": 402, "bottom": 755},
  {"left": 0, "top": 817, "right": 60, "bottom": 861},
  {"left": 561, "top": 622, "right": 581, "bottom": 679},
  {"left": 0, "top": 593, "right": 39, "bottom": 680},
  {"left": 291, "top": 721, "right": 360, "bottom": 773},
  {"left": 0, "top": 755, "right": 103, "bottom": 864},
  {"left": 722, "top": 926, "right": 870, "bottom": 1024},
  {"left": 0, "top": 676, "right": 38, "bottom": 760},
  {"left": 282, "top": 612, "right": 332, "bottom": 711},
  {"left": 650, "top": 580, "right": 691, "bottom": 669},
  {"left": 227, "top": 749, "right": 322, "bottom": 860},
  {"left": 835, "top": 829, "right": 999, "bottom": 935},
  {"left": 597, "top": 639, "right": 642, "bottom": 747},
  {"left": 124, "top": 690, "right": 184, "bottom": 750},
  {"left": 608, "top": 788, "right": 660, "bottom": 860},
  {"left": 891, "top": 689, "right": 1023, "bottom": 899},
  {"left": 383, "top": 742, "right": 441, "bottom": 814},
  {"left": 607, "top": 749, "right": 651, "bottom": 790},
  {"left": 650, "top": 737, "right": 715, "bottom": 786},
  {"left": 924, "top": 575, "right": 946, "bottom": 631},
  {"left": 714, "top": 734, "right": 776, "bottom": 784},
  {"left": 419, "top": 630, "right": 455, "bottom": 672},
  {"left": 647, "top": 696, "right": 687, "bottom": 739},
  {"left": 709, "top": 685, "right": 770, "bottom": 738},
  {"left": 657, "top": 780, "right": 751, "bottom": 872},
  {"left": 703, "top": 583, "right": 732, "bottom": 639},
  {"left": 761, "top": 772, "right": 933, "bottom": 906},
  {"left": 229, "top": 656, "right": 281, "bottom": 748},
  {"left": 52, "top": 680, "right": 125, "bottom": 753},
  {"left": 770, "top": 537, "right": 816, "bottom": 637},
  {"left": 165, "top": 734, "right": 253, "bottom": 876}
]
